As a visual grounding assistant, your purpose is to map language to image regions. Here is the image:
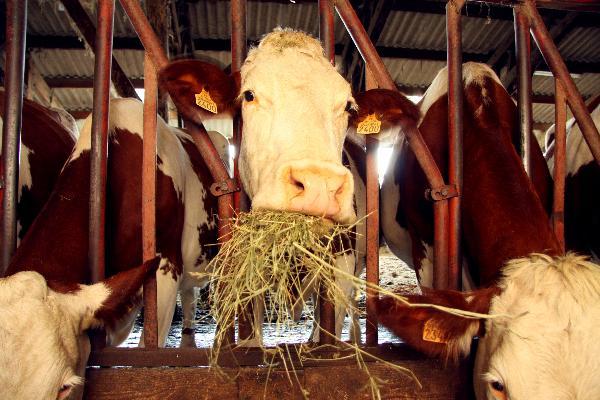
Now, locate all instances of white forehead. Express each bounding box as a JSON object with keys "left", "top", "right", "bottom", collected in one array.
[
  {"left": 241, "top": 29, "right": 350, "bottom": 98},
  {"left": 484, "top": 254, "right": 600, "bottom": 398}
]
